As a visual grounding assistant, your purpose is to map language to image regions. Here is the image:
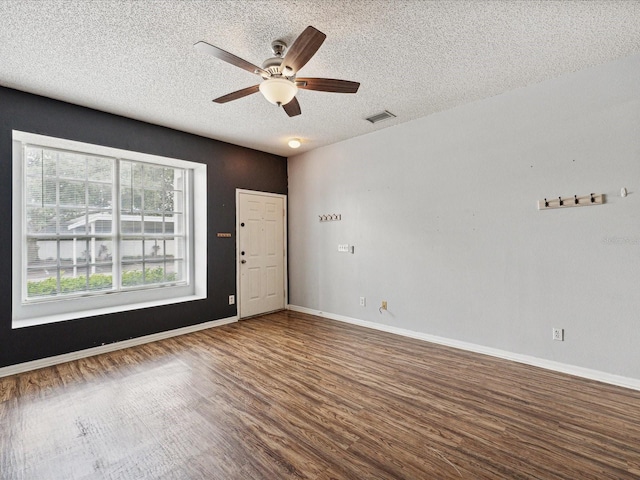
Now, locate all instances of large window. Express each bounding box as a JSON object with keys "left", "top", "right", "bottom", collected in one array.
[{"left": 12, "top": 131, "right": 207, "bottom": 327}]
